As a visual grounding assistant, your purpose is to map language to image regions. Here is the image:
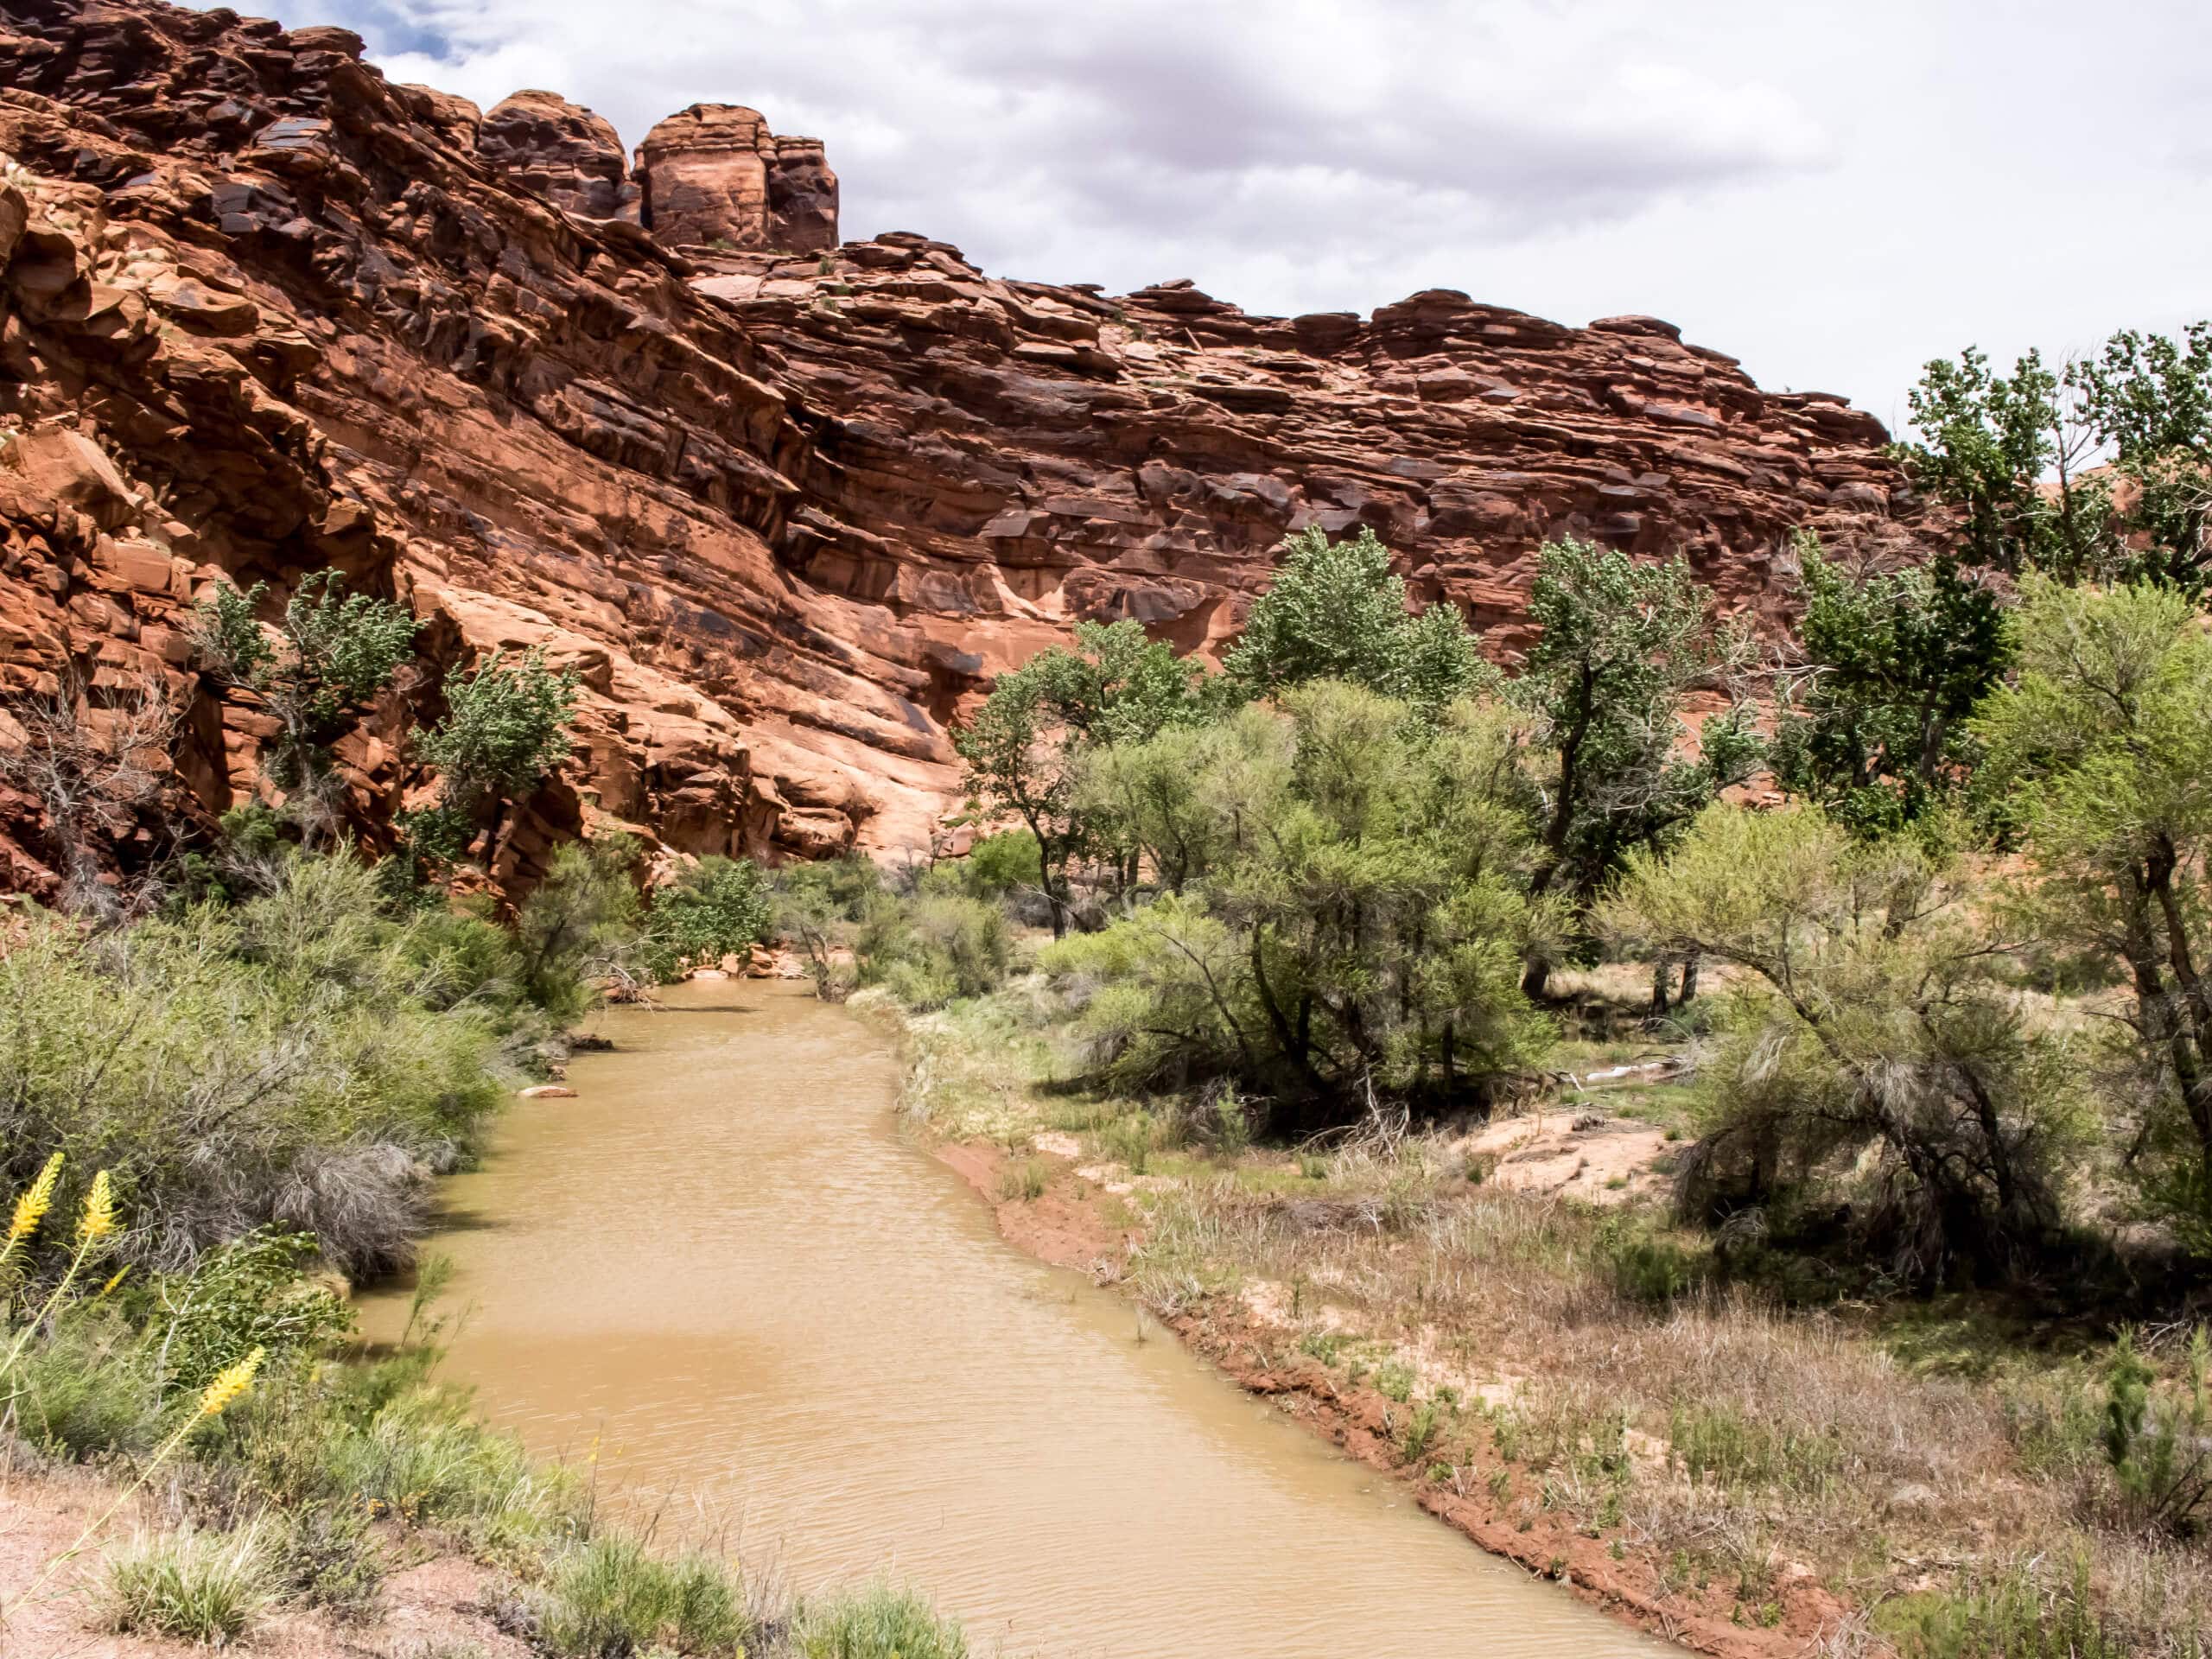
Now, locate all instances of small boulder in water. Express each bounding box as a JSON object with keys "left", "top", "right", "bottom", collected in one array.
[{"left": 518, "top": 1084, "right": 578, "bottom": 1099}]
